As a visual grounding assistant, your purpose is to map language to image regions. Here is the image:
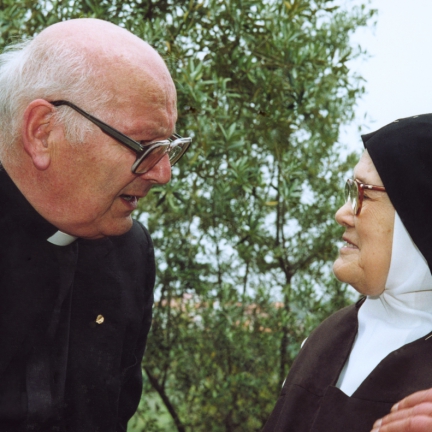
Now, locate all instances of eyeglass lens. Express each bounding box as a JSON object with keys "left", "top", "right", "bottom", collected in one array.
[
  {"left": 169, "top": 143, "right": 188, "bottom": 165},
  {"left": 134, "top": 141, "right": 189, "bottom": 175},
  {"left": 344, "top": 179, "right": 359, "bottom": 214},
  {"left": 134, "top": 145, "right": 170, "bottom": 175}
]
